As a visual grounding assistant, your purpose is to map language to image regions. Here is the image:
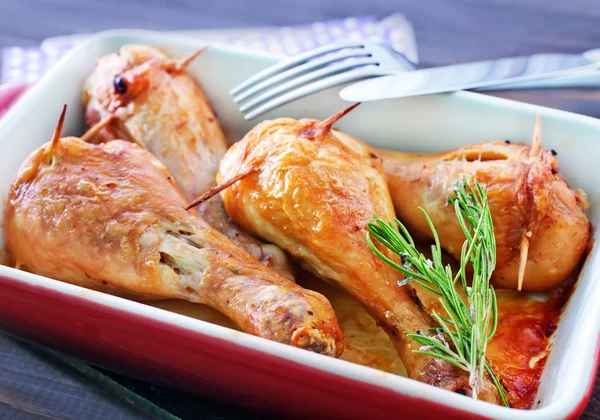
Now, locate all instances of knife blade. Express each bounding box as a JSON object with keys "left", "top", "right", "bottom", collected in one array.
[{"left": 339, "top": 50, "right": 600, "bottom": 102}]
